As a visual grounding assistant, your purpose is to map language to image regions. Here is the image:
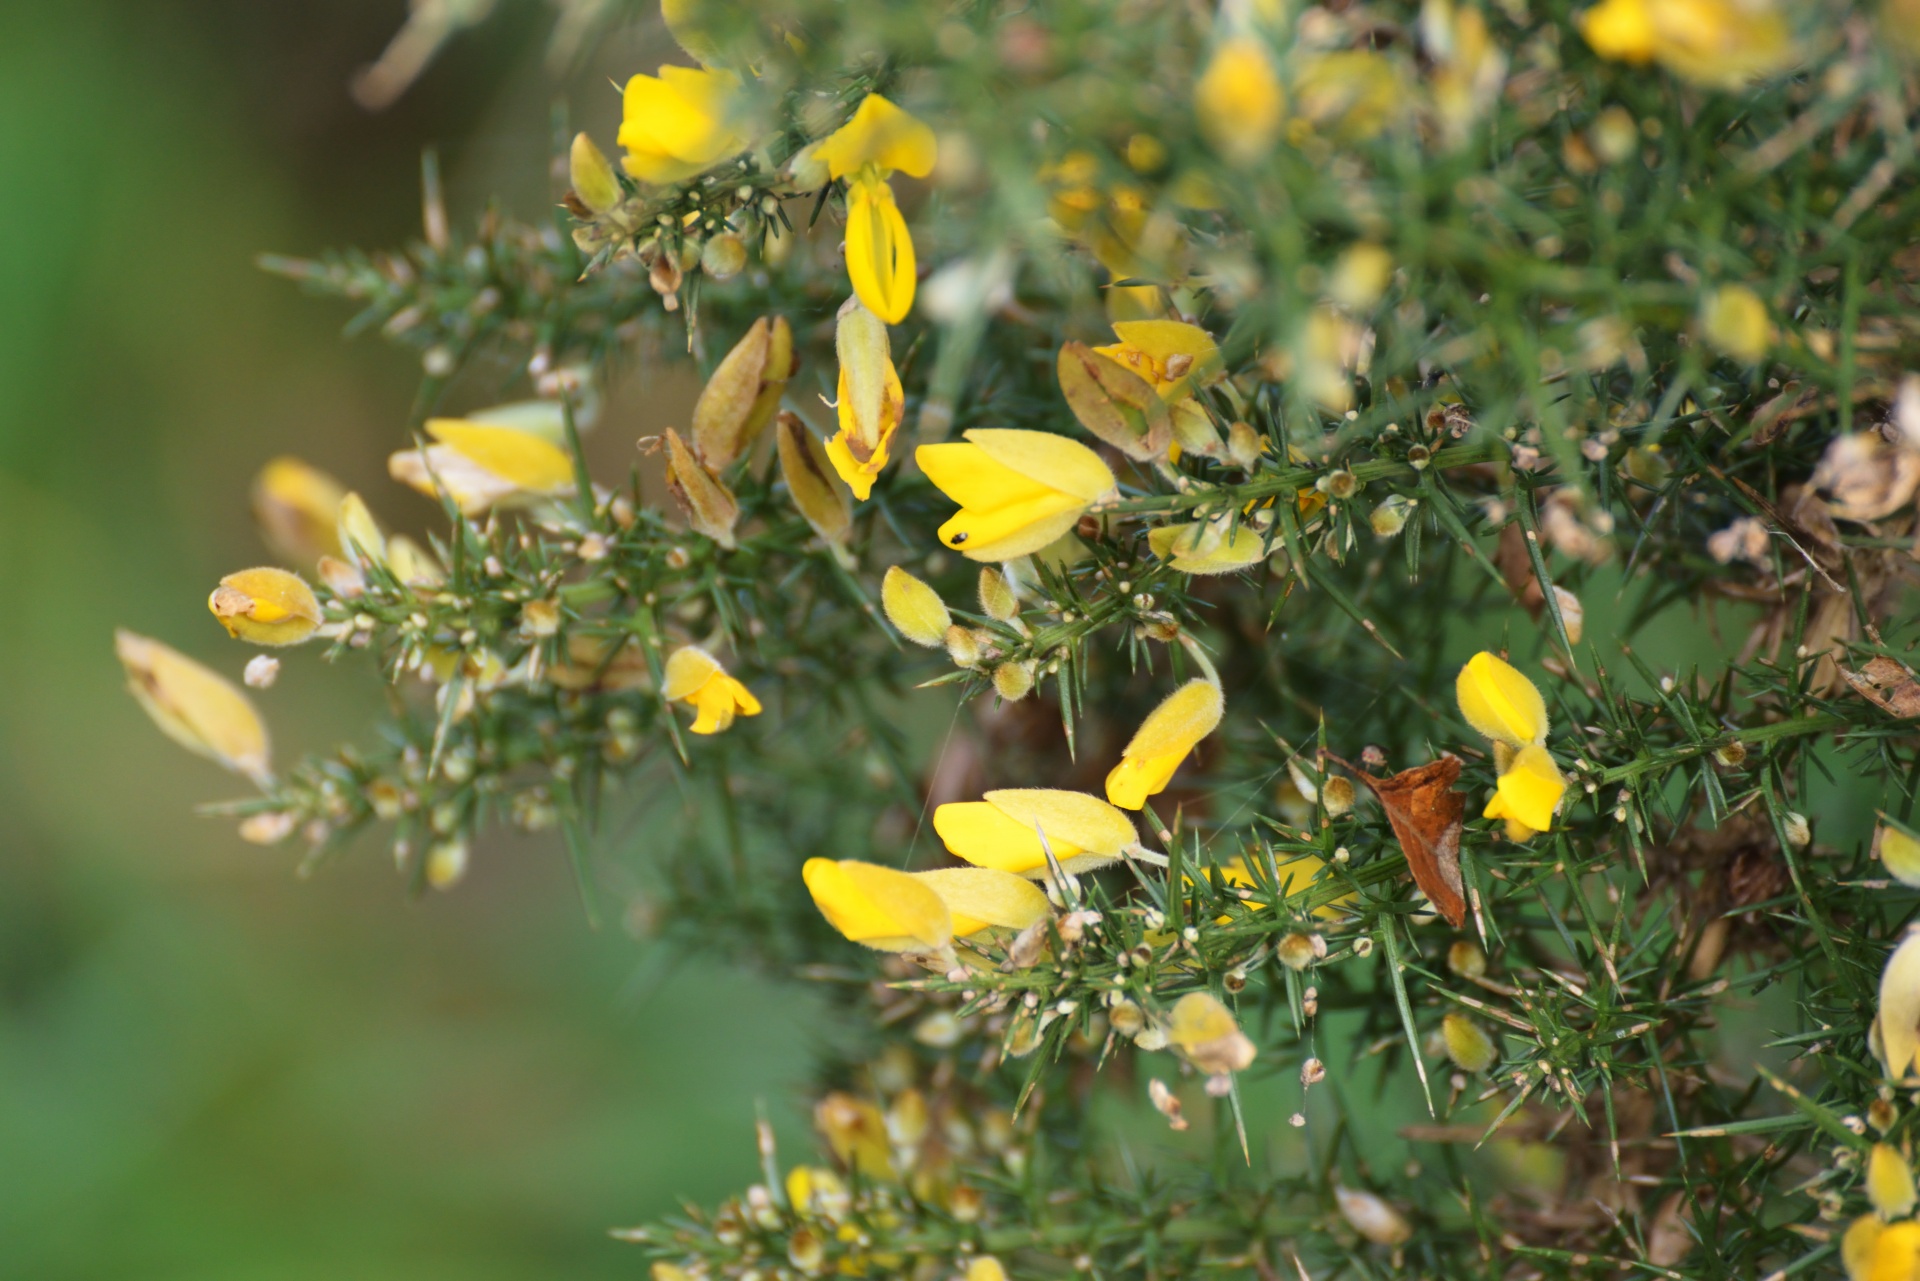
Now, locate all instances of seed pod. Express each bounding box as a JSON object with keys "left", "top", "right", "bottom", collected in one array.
[
  {"left": 979, "top": 567, "right": 1019, "bottom": 621},
  {"left": 882, "top": 566, "right": 952, "bottom": 647},
  {"left": 663, "top": 428, "right": 740, "bottom": 548},
  {"left": 208, "top": 568, "right": 323, "bottom": 646},
  {"left": 568, "top": 132, "right": 621, "bottom": 215},
  {"left": 693, "top": 317, "right": 796, "bottom": 470},
  {"left": 1442, "top": 1012, "right": 1498, "bottom": 1073},
  {"left": 1057, "top": 340, "right": 1172, "bottom": 460},
  {"left": 775, "top": 413, "right": 851, "bottom": 544}
]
